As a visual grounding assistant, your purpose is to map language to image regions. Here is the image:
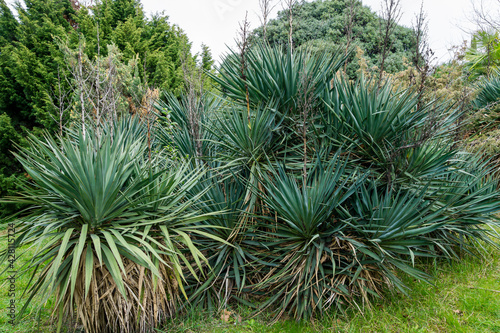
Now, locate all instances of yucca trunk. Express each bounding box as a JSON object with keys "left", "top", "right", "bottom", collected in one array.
[{"left": 64, "top": 248, "right": 178, "bottom": 333}]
